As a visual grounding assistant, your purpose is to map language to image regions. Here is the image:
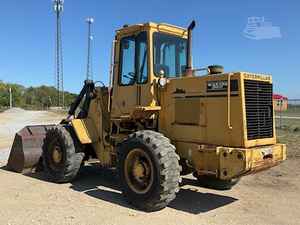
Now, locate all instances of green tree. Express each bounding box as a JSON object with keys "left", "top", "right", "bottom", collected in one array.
[{"left": 0, "top": 81, "right": 77, "bottom": 110}]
